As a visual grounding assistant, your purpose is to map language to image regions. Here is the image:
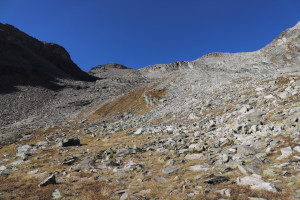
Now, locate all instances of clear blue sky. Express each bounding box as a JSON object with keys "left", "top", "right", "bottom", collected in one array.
[{"left": 1, "top": 0, "right": 300, "bottom": 70}]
